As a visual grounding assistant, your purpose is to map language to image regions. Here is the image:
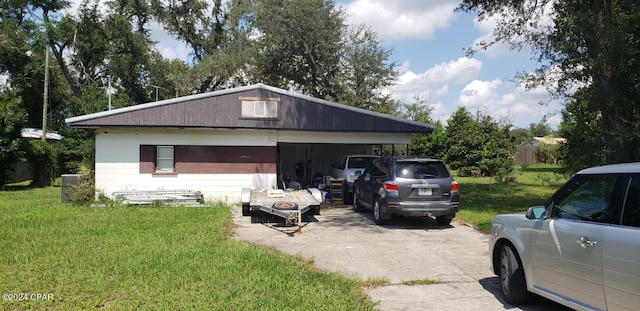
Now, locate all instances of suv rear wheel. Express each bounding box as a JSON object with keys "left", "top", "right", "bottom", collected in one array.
[
  {"left": 436, "top": 215, "right": 453, "bottom": 226},
  {"left": 373, "top": 200, "right": 388, "bottom": 225},
  {"left": 353, "top": 186, "right": 365, "bottom": 212}
]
